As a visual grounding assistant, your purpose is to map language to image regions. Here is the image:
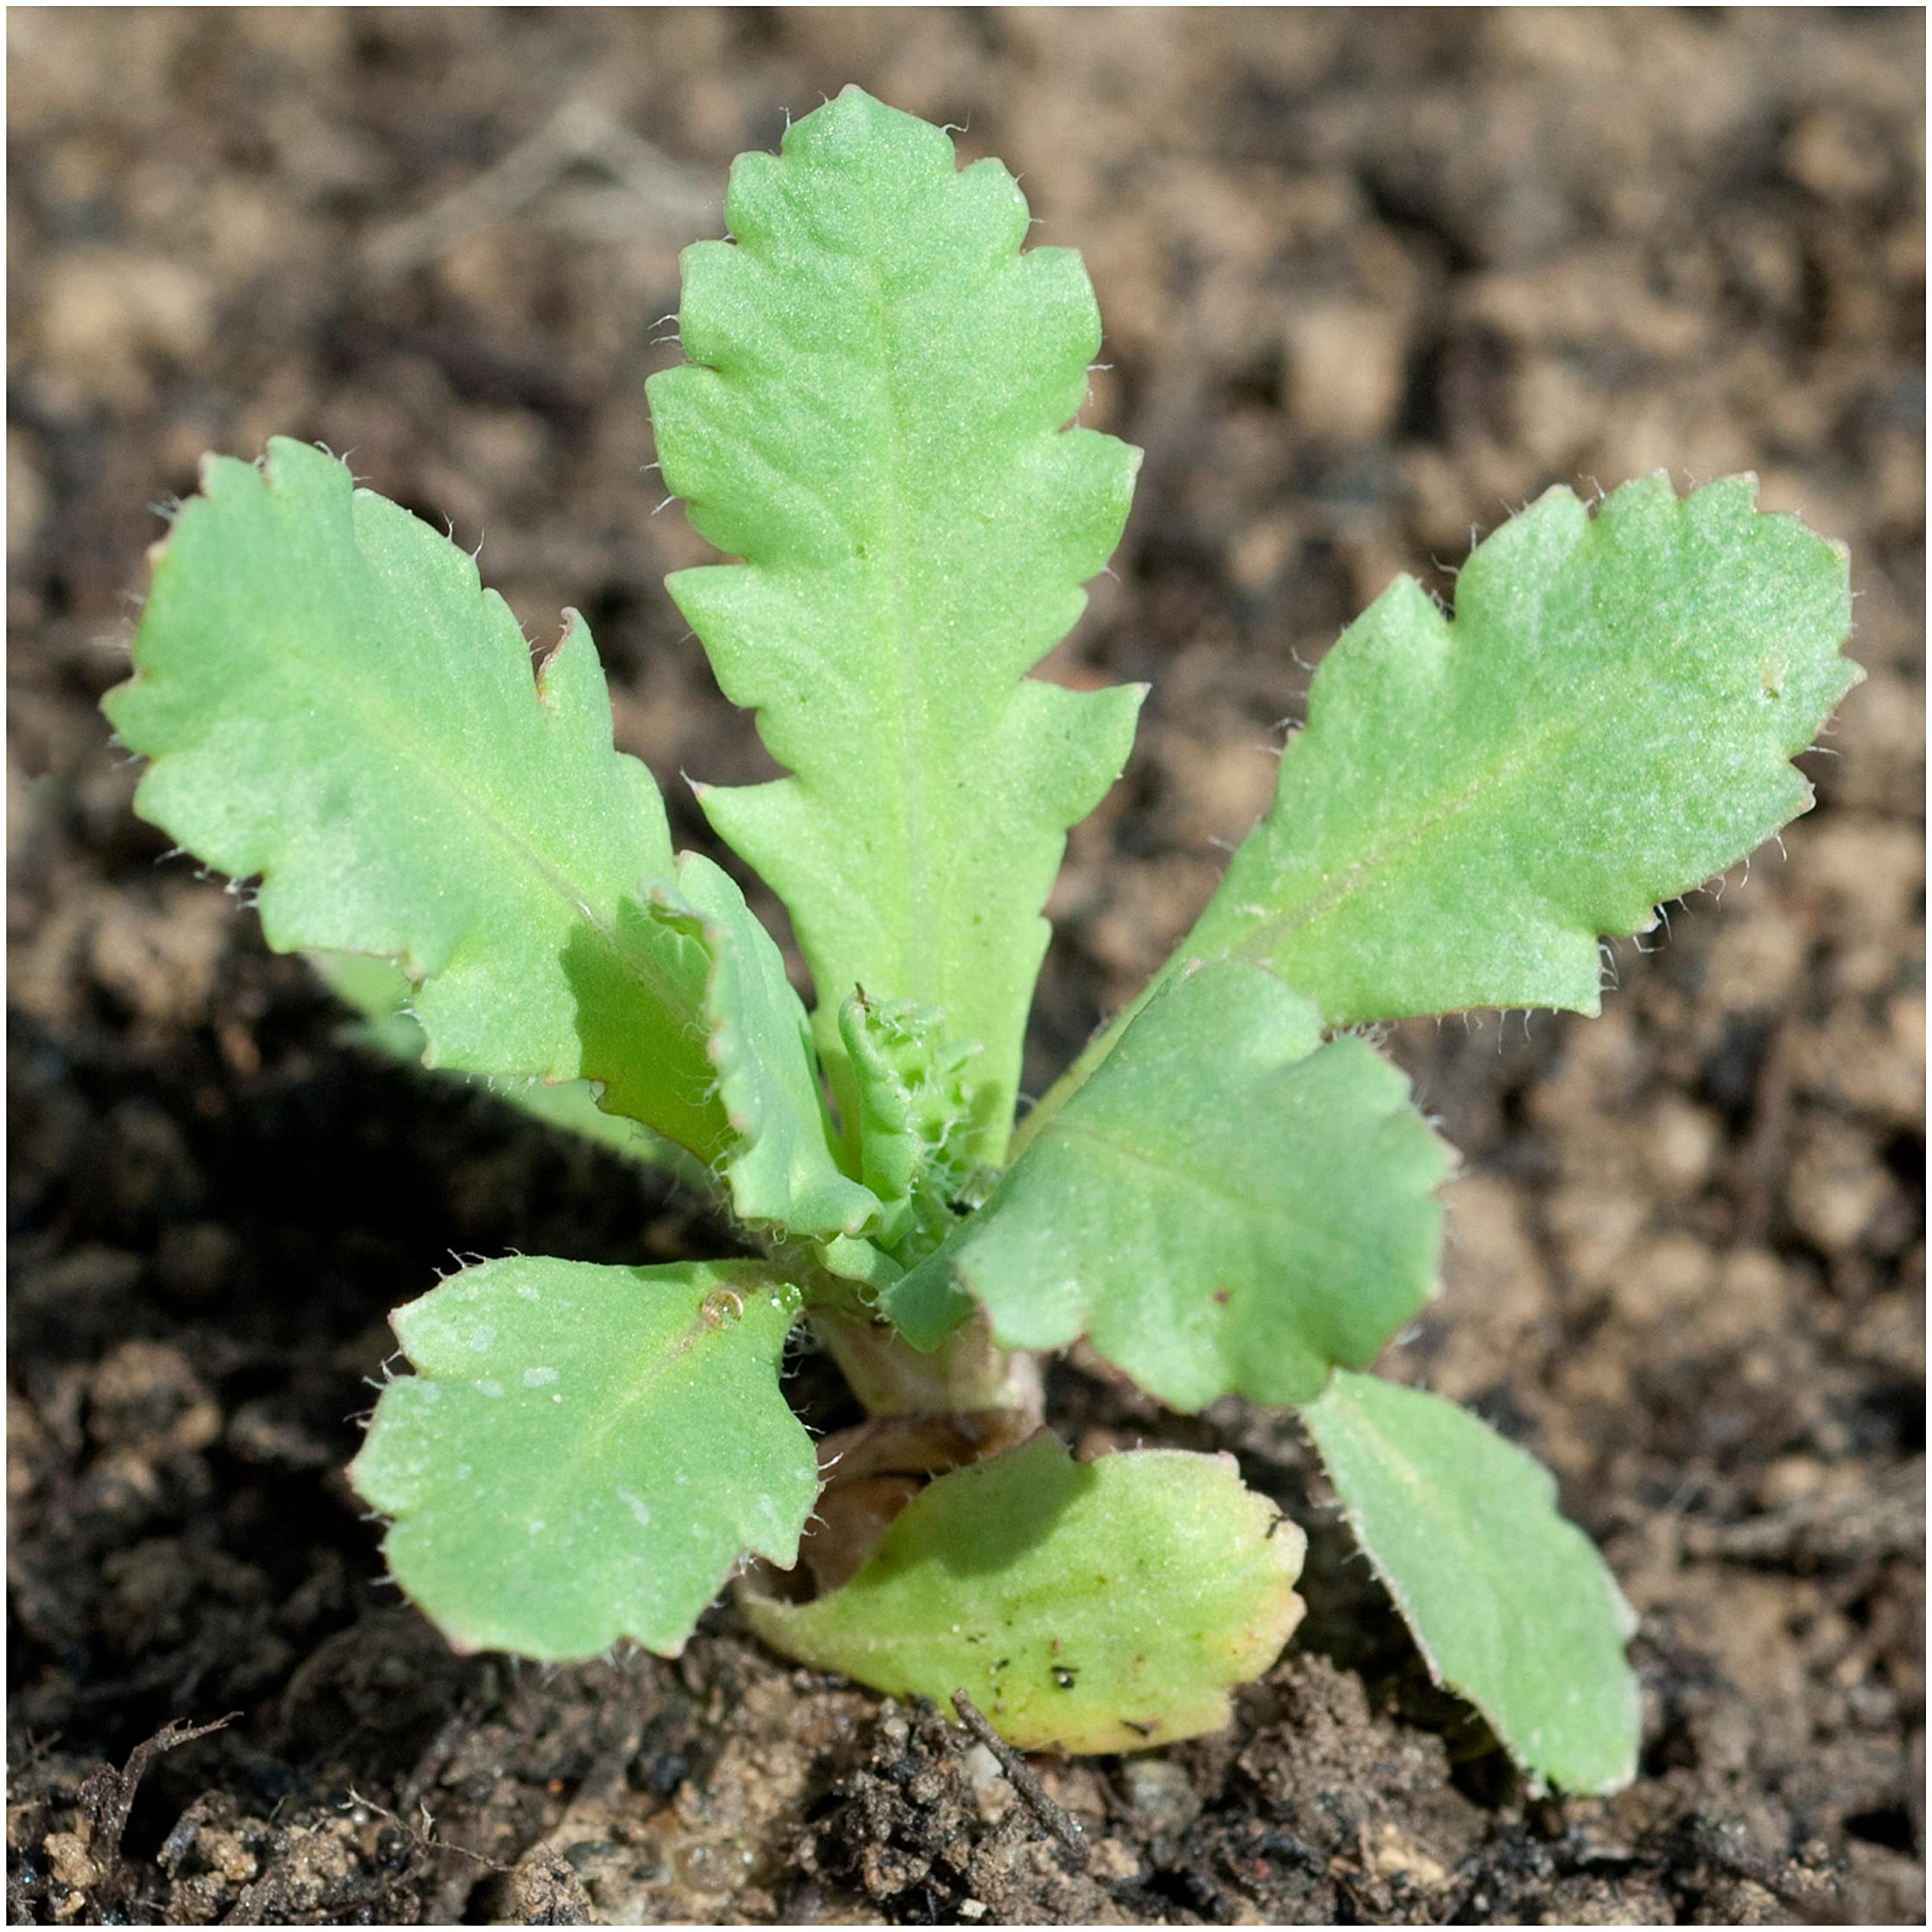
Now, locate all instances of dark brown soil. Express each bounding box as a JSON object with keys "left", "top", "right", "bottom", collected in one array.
[{"left": 8, "top": 10, "right": 1923, "bottom": 1925}]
